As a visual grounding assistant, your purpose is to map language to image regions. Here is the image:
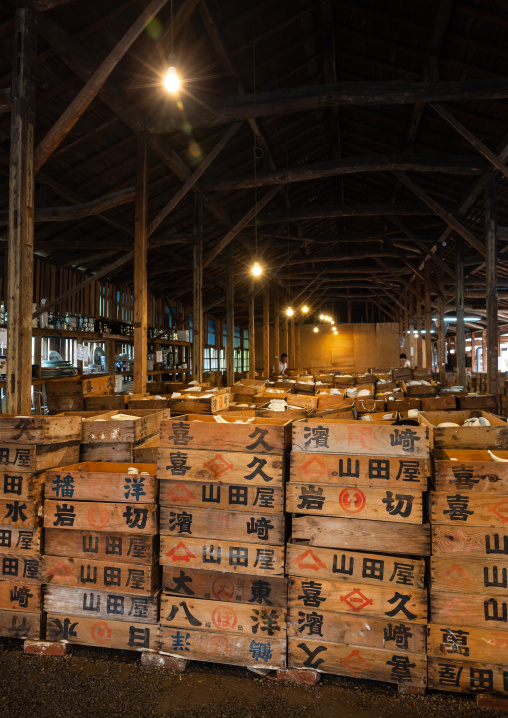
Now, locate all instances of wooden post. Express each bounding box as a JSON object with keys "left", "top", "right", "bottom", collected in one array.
[
  {"left": 248, "top": 285, "right": 255, "bottom": 379},
  {"left": 263, "top": 285, "right": 270, "bottom": 378},
  {"left": 192, "top": 194, "right": 203, "bottom": 382},
  {"left": 437, "top": 264, "right": 446, "bottom": 384},
  {"left": 133, "top": 135, "right": 148, "bottom": 394},
  {"left": 416, "top": 281, "right": 423, "bottom": 369},
  {"left": 226, "top": 245, "right": 235, "bottom": 386},
  {"left": 290, "top": 316, "right": 296, "bottom": 370},
  {"left": 296, "top": 322, "right": 301, "bottom": 370},
  {"left": 424, "top": 262, "right": 432, "bottom": 369},
  {"left": 6, "top": 8, "right": 36, "bottom": 415},
  {"left": 273, "top": 285, "right": 280, "bottom": 373},
  {"left": 347, "top": 301, "right": 352, "bottom": 323},
  {"left": 486, "top": 173, "right": 498, "bottom": 396},
  {"left": 455, "top": 236, "right": 466, "bottom": 386}
]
